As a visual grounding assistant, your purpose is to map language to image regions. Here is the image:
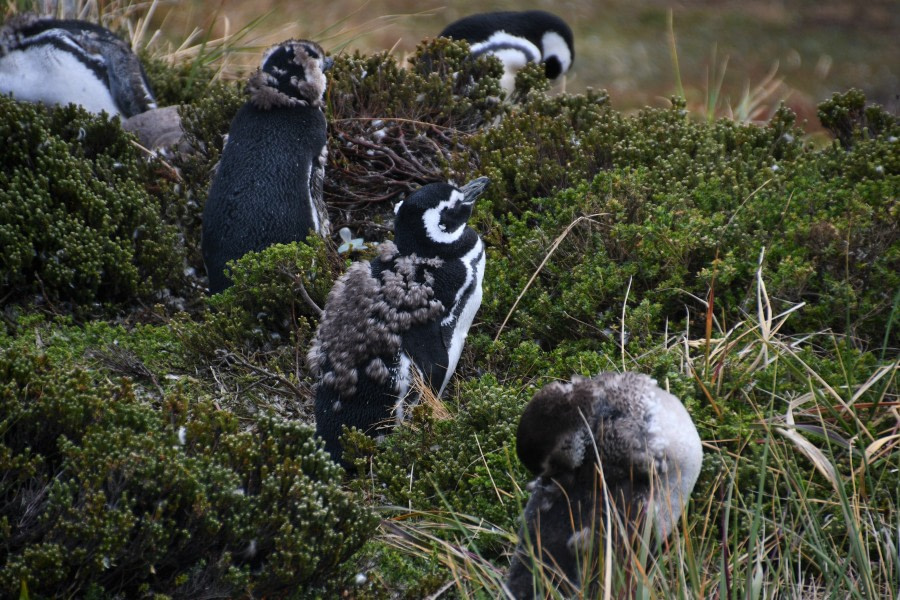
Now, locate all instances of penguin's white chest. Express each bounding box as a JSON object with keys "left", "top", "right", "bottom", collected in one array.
[
  {"left": 0, "top": 44, "right": 120, "bottom": 116},
  {"left": 439, "top": 239, "right": 486, "bottom": 395},
  {"left": 470, "top": 31, "right": 541, "bottom": 95}
]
